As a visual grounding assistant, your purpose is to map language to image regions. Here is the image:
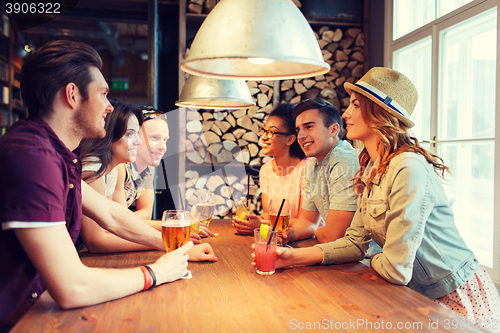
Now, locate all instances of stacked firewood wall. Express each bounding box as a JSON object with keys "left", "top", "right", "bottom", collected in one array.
[
  {"left": 184, "top": 80, "right": 274, "bottom": 218},
  {"left": 281, "top": 26, "right": 365, "bottom": 118},
  {"left": 183, "top": 26, "right": 365, "bottom": 218}
]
